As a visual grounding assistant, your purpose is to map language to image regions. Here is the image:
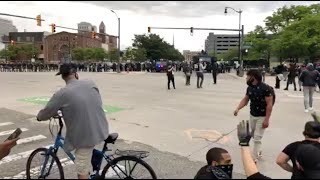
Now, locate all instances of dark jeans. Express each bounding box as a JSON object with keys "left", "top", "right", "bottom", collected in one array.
[
  {"left": 286, "top": 77, "right": 297, "bottom": 90},
  {"left": 168, "top": 75, "right": 175, "bottom": 89},
  {"left": 186, "top": 74, "right": 191, "bottom": 85},
  {"left": 212, "top": 71, "right": 217, "bottom": 84},
  {"left": 275, "top": 76, "right": 280, "bottom": 89},
  {"left": 197, "top": 72, "right": 204, "bottom": 88}
]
